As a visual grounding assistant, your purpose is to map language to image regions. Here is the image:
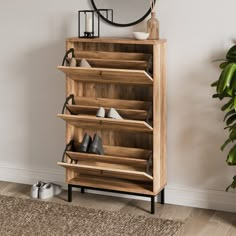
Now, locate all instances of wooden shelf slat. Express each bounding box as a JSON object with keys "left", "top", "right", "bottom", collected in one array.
[
  {"left": 68, "top": 174, "right": 154, "bottom": 195},
  {"left": 57, "top": 66, "right": 153, "bottom": 85},
  {"left": 67, "top": 105, "right": 148, "bottom": 120},
  {"left": 57, "top": 114, "right": 153, "bottom": 133},
  {"left": 75, "top": 50, "right": 151, "bottom": 61},
  {"left": 76, "top": 58, "right": 148, "bottom": 70},
  {"left": 66, "top": 37, "right": 166, "bottom": 45},
  {"left": 73, "top": 96, "right": 152, "bottom": 110},
  {"left": 58, "top": 162, "right": 153, "bottom": 181},
  {"left": 66, "top": 151, "right": 147, "bottom": 167}
]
